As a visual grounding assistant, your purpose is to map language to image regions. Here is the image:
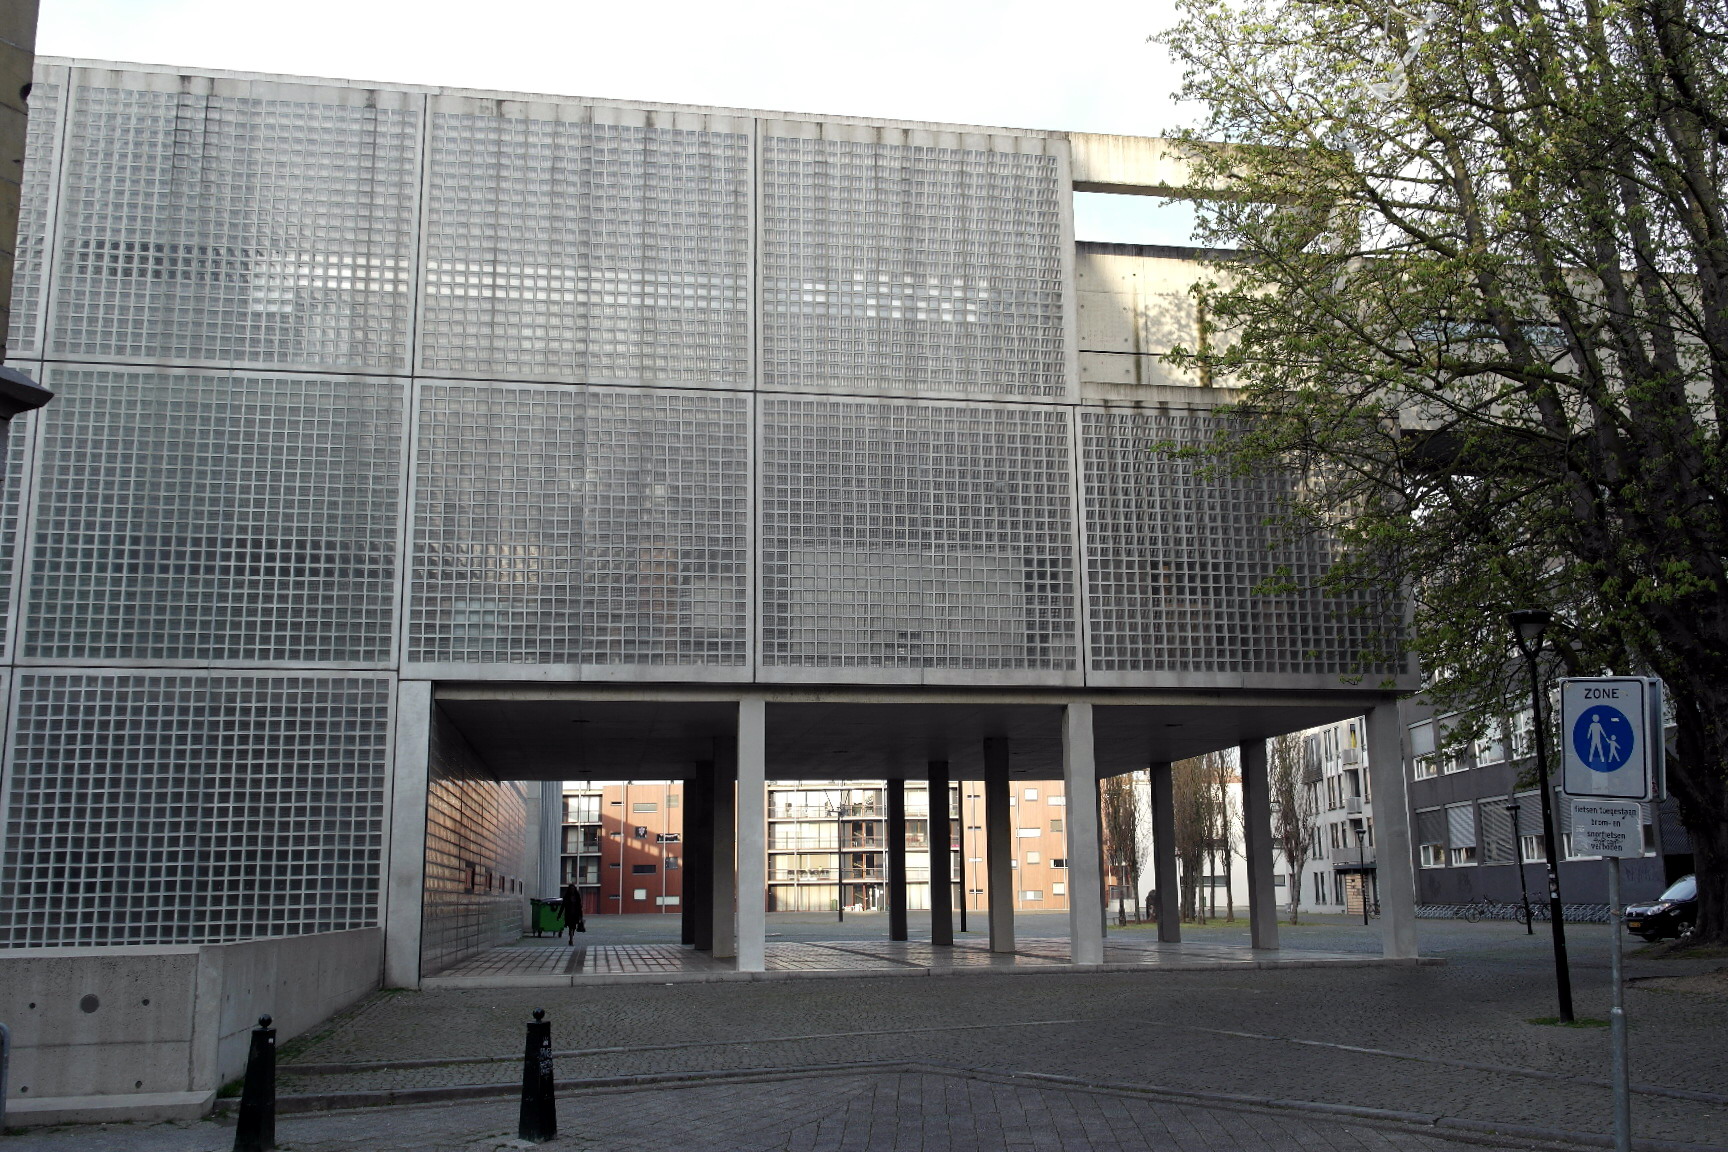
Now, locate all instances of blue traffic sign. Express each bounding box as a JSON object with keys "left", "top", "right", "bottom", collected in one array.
[
  {"left": 1571, "top": 705, "right": 1635, "bottom": 773},
  {"left": 1559, "top": 677, "right": 1663, "bottom": 801}
]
